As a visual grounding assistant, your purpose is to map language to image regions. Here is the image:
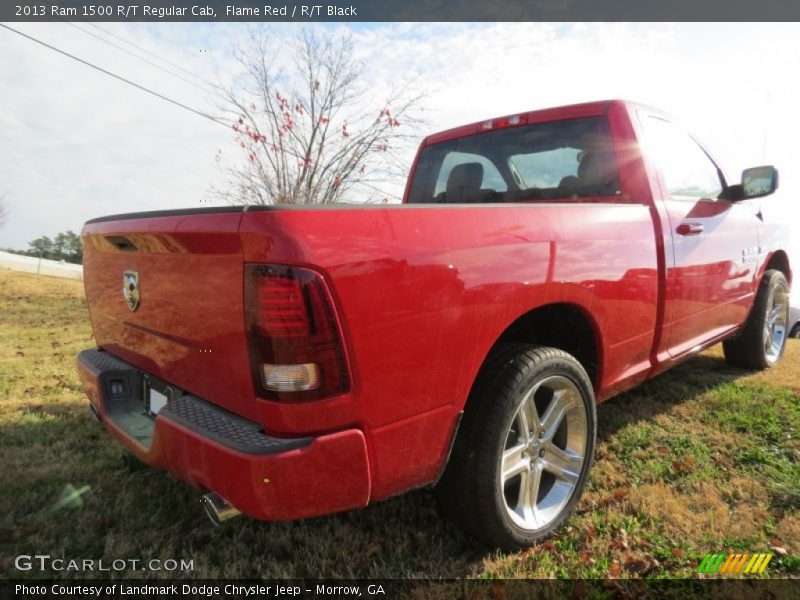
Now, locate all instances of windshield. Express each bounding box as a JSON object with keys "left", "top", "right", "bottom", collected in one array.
[{"left": 406, "top": 116, "right": 621, "bottom": 204}]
